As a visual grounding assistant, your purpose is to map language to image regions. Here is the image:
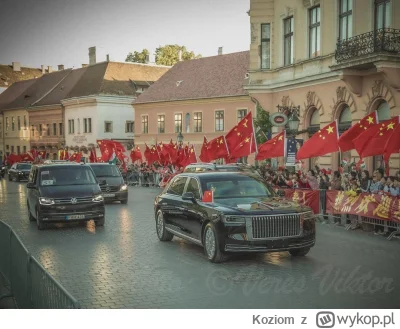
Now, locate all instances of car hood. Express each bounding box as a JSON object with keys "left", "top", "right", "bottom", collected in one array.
[
  {"left": 205, "top": 197, "right": 311, "bottom": 215},
  {"left": 96, "top": 176, "right": 123, "bottom": 186},
  {"left": 39, "top": 184, "right": 101, "bottom": 198}
]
